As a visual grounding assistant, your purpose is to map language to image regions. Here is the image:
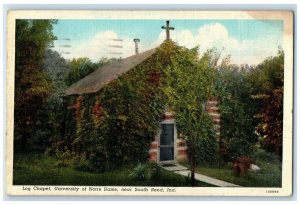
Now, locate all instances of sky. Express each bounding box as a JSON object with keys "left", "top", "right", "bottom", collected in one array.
[{"left": 52, "top": 19, "right": 283, "bottom": 65}]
